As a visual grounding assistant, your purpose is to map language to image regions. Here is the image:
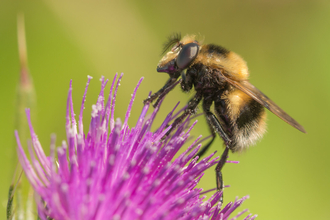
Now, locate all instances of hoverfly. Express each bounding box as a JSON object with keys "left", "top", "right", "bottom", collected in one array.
[{"left": 144, "top": 33, "right": 306, "bottom": 201}]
